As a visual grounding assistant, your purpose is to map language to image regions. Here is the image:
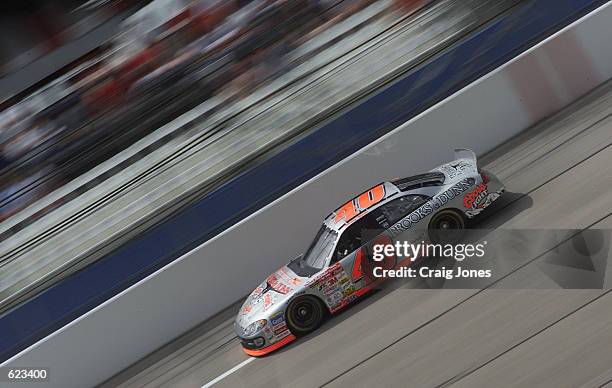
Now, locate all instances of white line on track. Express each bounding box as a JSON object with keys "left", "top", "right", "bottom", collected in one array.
[{"left": 201, "top": 357, "right": 255, "bottom": 388}]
